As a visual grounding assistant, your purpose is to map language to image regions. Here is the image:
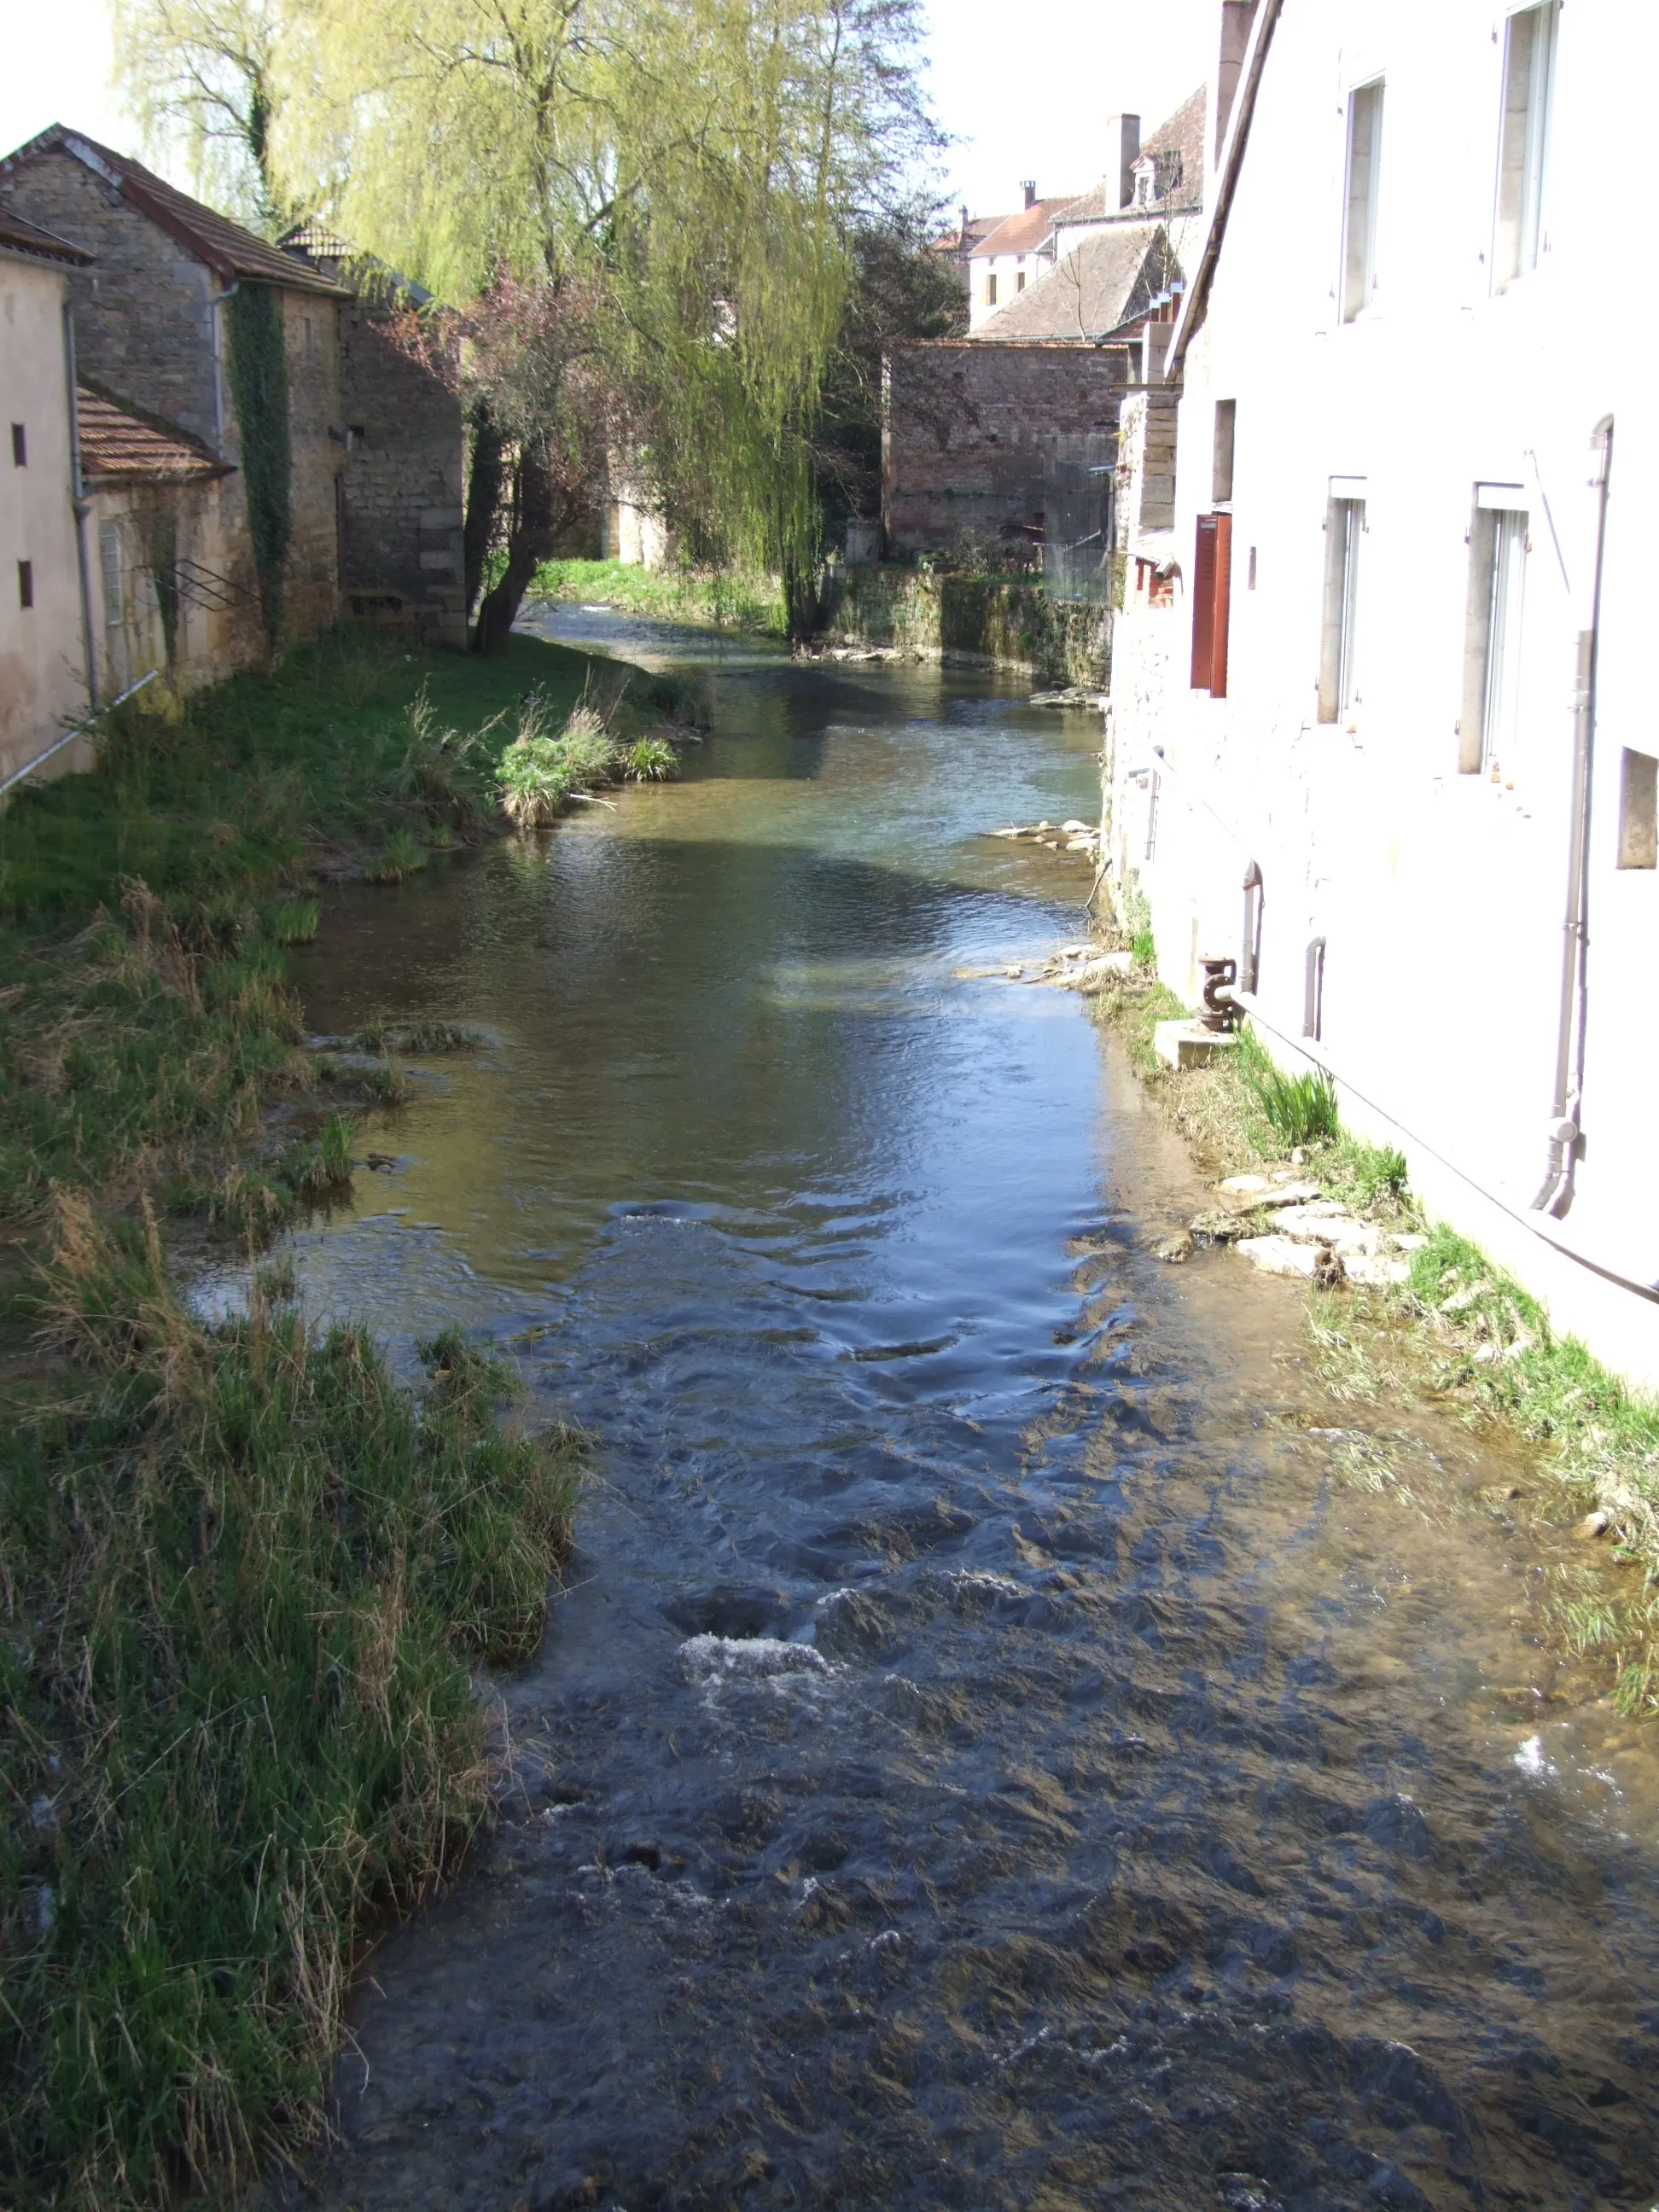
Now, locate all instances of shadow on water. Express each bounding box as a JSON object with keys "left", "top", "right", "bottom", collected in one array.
[{"left": 257, "top": 611, "right": 1659, "bottom": 2212}]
